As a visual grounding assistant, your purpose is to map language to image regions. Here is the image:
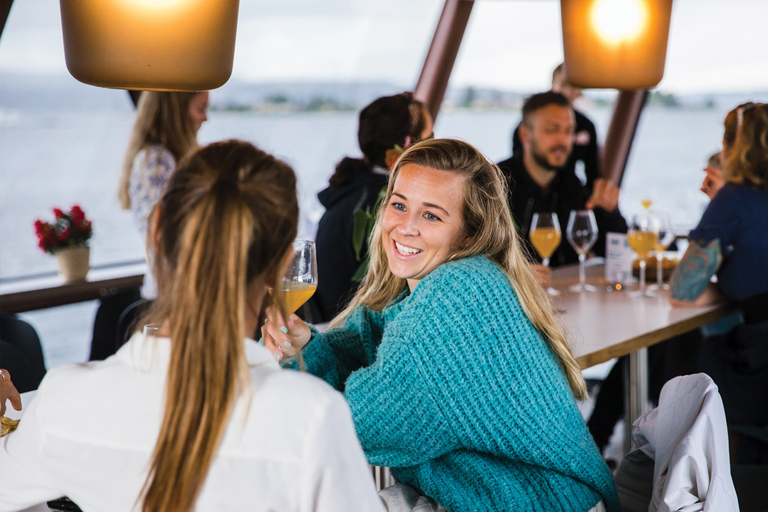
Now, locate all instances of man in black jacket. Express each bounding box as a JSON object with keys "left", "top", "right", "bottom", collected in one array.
[
  {"left": 512, "top": 63, "right": 600, "bottom": 194},
  {"left": 498, "top": 91, "right": 627, "bottom": 268}
]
